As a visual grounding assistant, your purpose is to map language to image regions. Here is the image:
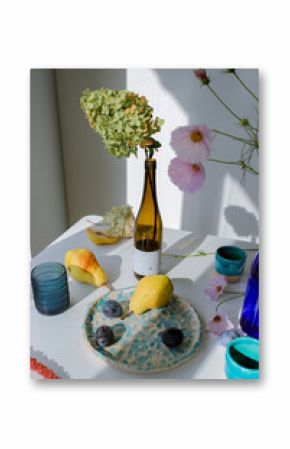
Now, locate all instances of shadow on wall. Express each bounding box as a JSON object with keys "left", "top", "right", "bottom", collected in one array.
[
  {"left": 224, "top": 205, "right": 259, "bottom": 244},
  {"left": 153, "top": 69, "right": 259, "bottom": 241}
]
